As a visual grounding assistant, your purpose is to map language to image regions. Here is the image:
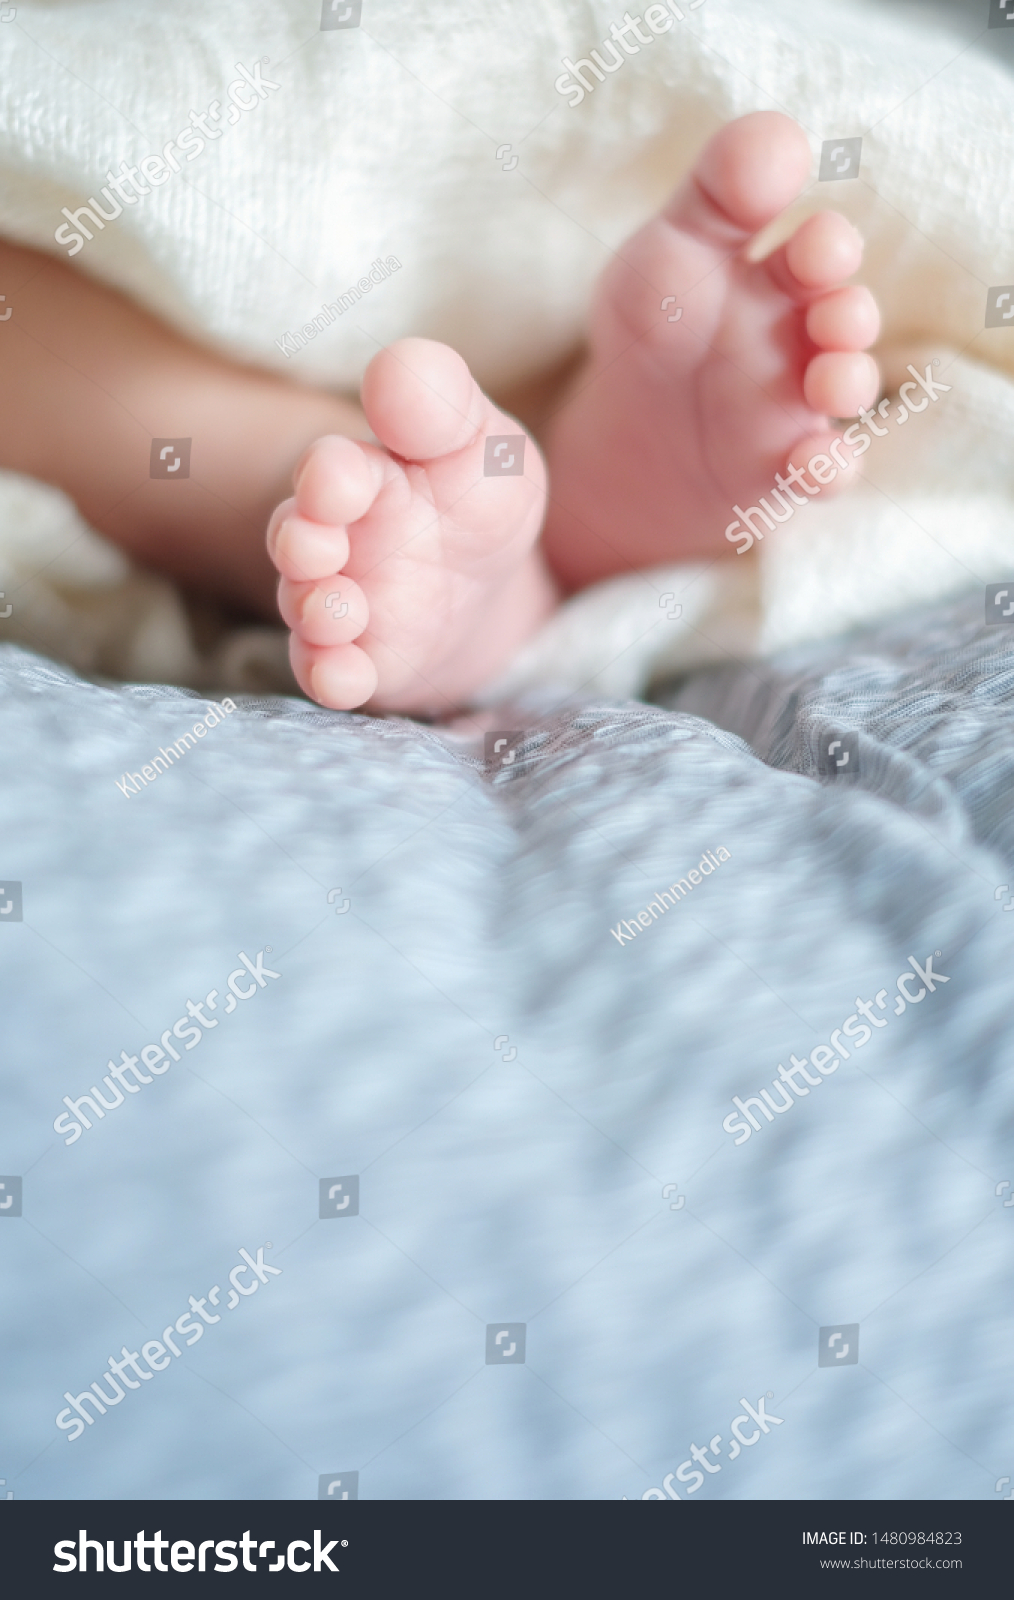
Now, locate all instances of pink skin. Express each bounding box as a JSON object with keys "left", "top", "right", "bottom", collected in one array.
[
  {"left": 541, "top": 111, "right": 879, "bottom": 588},
  {"left": 270, "top": 111, "right": 880, "bottom": 711},
  {"left": 269, "top": 339, "right": 554, "bottom": 715}
]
